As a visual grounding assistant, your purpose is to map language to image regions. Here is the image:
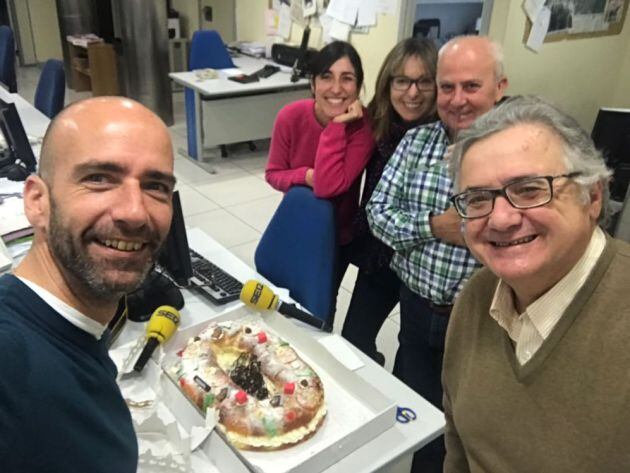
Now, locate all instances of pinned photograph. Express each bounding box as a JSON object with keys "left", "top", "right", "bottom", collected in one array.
[{"left": 546, "top": 0, "right": 574, "bottom": 32}]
